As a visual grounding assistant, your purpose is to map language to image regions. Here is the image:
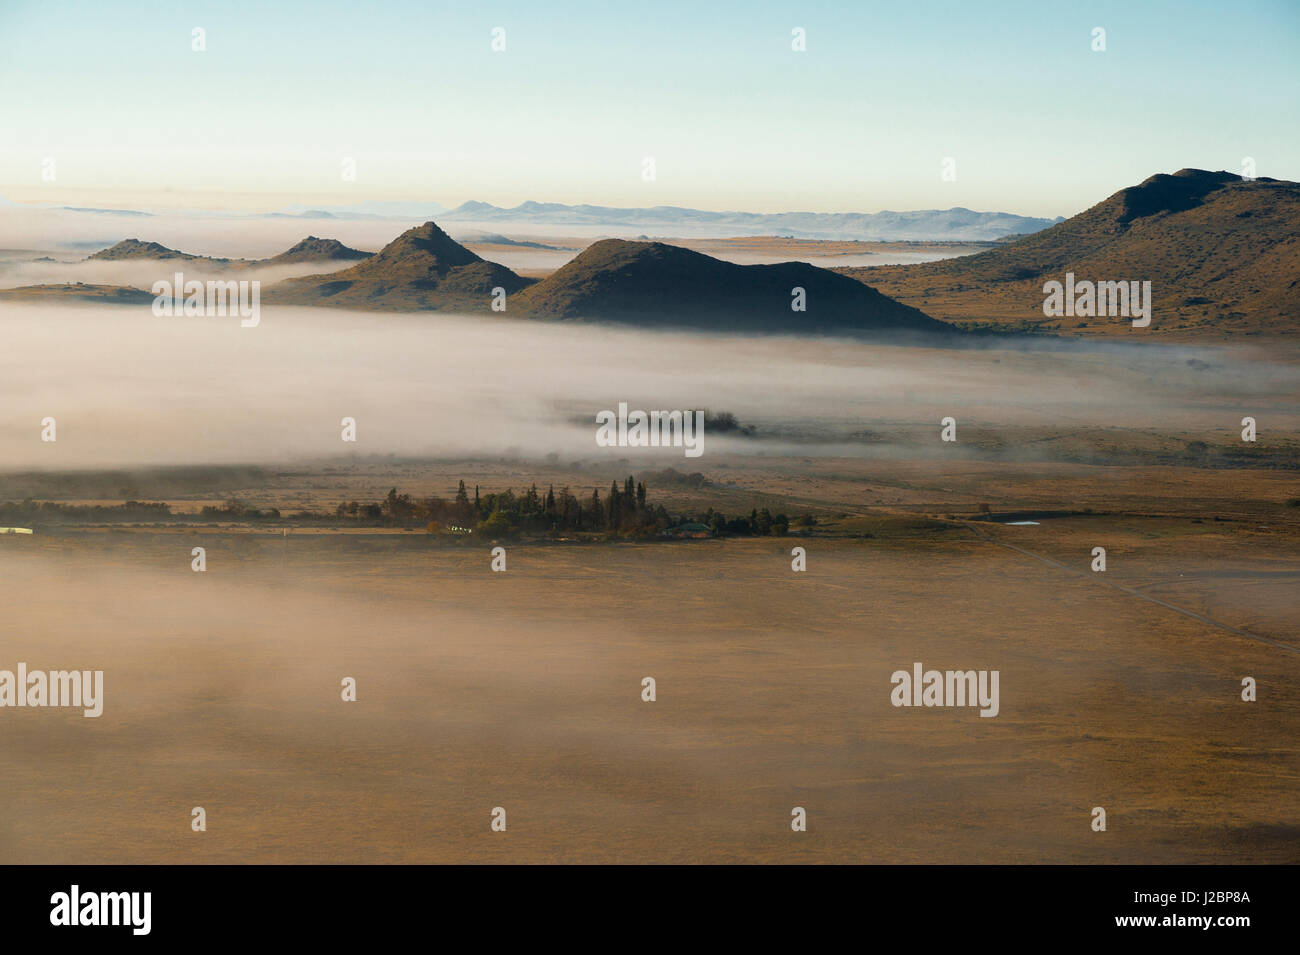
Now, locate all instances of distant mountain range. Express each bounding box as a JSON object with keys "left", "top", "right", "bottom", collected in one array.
[
  {"left": 842, "top": 169, "right": 1300, "bottom": 336},
  {"left": 1, "top": 194, "right": 1056, "bottom": 240},
  {"left": 439, "top": 200, "right": 1062, "bottom": 241},
  {"left": 62, "top": 206, "right": 154, "bottom": 217},
  {"left": 274, "top": 201, "right": 448, "bottom": 220}
]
